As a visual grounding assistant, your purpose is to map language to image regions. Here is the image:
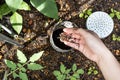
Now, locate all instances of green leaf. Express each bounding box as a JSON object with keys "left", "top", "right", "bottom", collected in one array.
[
  {"left": 17, "top": 50, "right": 27, "bottom": 63},
  {"left": 72, "top": 64, "right": 77, "bottom": 72},
  {"left": 4, "top": 59, "right": 16, "bottom": 70},
  {"left": 87, "top": 71, "right": 92, "bottom": 75},
  {"left": 72, "top": 73, "right": 80, "bottom": 78},
  {"left": 30, "top": 0, "right": 58, "bottom": 19},
  {"left": 13, "top": 72, "right": 18, "bottom": 79},
  {"left": 10, "top": 12, "right": 23, "bottom": 34},
  {"left": 70, "top": 76, "right": 76, "bottom": 80},
  {"left": 84, "top": 15, "right": 88, "bottom": 18},
  {"left": 65, "top": 69, "right": 71, "bottom": 74},
  {"left": 53, "top": 71, "right": 61, "bottom": 76},
  {"left": 5, "top": 0, "right": 23, "bottom": 11},
  {"left": 79, "top": 13, "right": 84, "bottom": 18},
  {"left": 19, "top": 72, "right": 28, "bottom": 80},
  {"left": 116, "top": 12, "right": 120, "bottom": 20},
  {"left": 109, "top": 13, "right": 115, "bottom": 18},
  {"left": 57, "top": 74, "right": 64, "bottom": 80},
  {"left": 60, "top": 64, "right": 66, "bottom": 73},
  {"left": 93, "top": 70, "right": 98, "bottom": 75},
  {"left": 0, "top": 3, "right": 11, "bottom": 19},
  {"left": 17, "top": 63, "right": 27, "bottom": 72},
  {"left": 111, "top": 8, "right": 114, "bottom": 12},
  {"left": 77, "top": 69, "right": 84, "bottom": 74},
  {"left": 87, "top": 9, "right": 92, "bottom": 15},
  {"left": 112, "top": 34, "right": 116, "bottom": 41},
  {"left": 27, "top": 63, "right": 43, "bottom": 70},
  {"left": 29, "top": 51, "right": 44, "bottom": 62},
  {"left": 19, "top": 1, "right": 31, "bottom": 10}
]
